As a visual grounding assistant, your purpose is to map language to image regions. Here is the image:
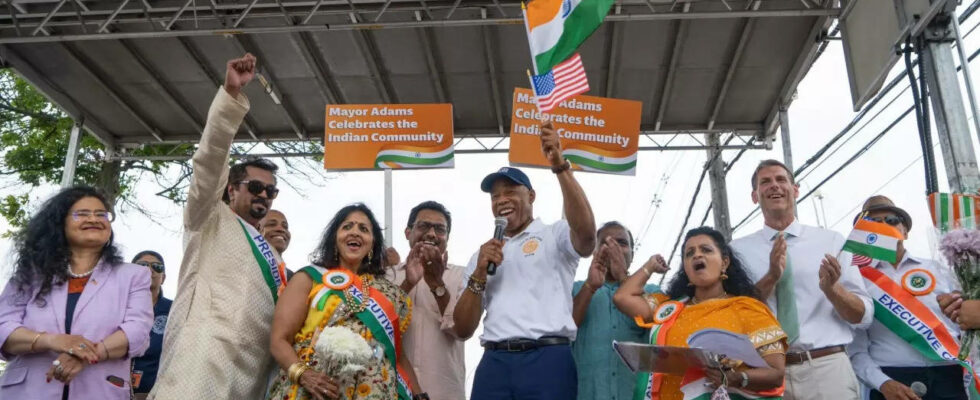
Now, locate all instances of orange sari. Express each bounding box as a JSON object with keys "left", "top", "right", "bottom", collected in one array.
[{"left": 639, "top": 294, "right": 787, "bottom": 400}]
